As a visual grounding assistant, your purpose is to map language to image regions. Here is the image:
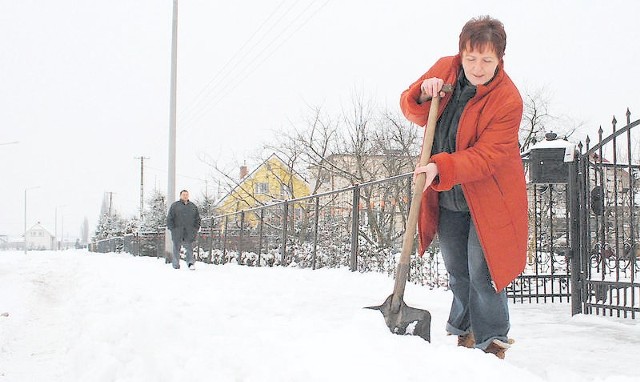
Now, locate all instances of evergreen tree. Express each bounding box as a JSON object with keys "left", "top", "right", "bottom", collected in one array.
[
  {"left": 93, "top": 211, "right": 128, "bottom": 240},
  {"left": 193, "top": 191, "right": 216, "bottom": 228},
  {"left": 141, "top": 189, "right": 167, "bottom": 232}
]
